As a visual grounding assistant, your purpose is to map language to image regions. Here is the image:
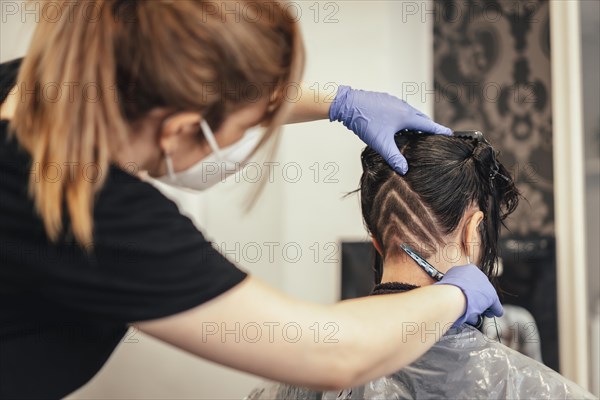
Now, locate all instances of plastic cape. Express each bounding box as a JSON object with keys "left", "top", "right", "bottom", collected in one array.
[{"left": 245, "top": 324, "right": 595, "bottom": 400}]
